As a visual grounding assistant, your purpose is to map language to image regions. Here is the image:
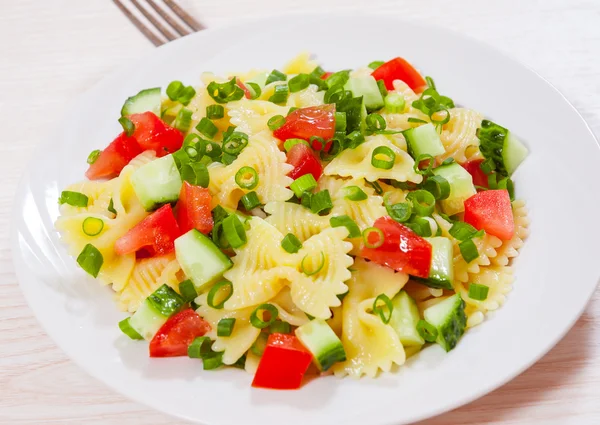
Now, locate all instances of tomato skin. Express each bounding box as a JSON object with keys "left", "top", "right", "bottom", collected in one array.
[
  {"left": 371, "top": 57, "right": 427, "bottom": 91},
  {"left": 176, "top": 182, "right": 214, "bottom": 234},
  {"left": 321, "top": 72, "right": 333, "bottom": 80},
  {"left": 464, "top": 190, "right": 515, "bottom": 241},
  {"left": 149, "top": 309, "right": 211, "bottom": 357},
  {"left": 236, "top": 78, "right": 253, "bottom": 99},
  {"left": 129, "top": 112, "right": 184, "bottom": 157},
  {"left": 273, "top": 105, "right": 336, "bottom": 142},
  {"left": 252, "top": 333, "right": 313, "bottom": 390},
  {"left": 462, "top": 160, "right": 489, "bottom": 189},
  {"left": 286, "top": 143, "right": 323, "bottom": 181},
  {"left": 361, "top": 217, "right": 432, "bottom": 278},
  {"left": 85, "top": 132, "right": 143, "bottom": 180},
  {"left": 114, "top": 204, "right": 182, "bottom": 256}
]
